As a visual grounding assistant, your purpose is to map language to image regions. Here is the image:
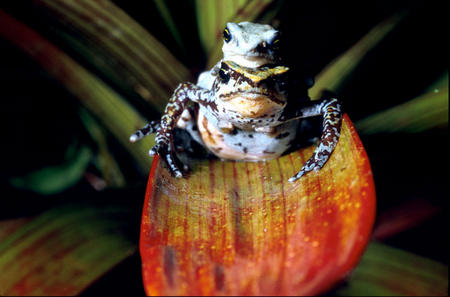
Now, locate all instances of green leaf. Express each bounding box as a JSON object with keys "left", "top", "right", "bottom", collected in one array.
[
  {"left": 356, "top": 72, "right": 449, "bottom": 134},
  {"left": 335, "top": 242, "right": 448, "bottom": 296},
  {"left": 0, "top": 200, "right": 136, "bottom": 295},
  {"left": 426, "top": 71, "right": 448, "bottom": 93},
  {"left": 34, "top": 0, "right": 190, "bottom": 112},
  {"left": 355, "top": 85, "right": 448, "bottom": 134},
  {"left": 0, "top": 9, "right": 155, "bottom": 172},
  {"left": 310, "top": 13, "right": 405, "bottom": 99},
  {"left": 79, "top": 109, "right": 127, "bottom": 188},
  {"left": 153, "top": 0, "right": 184, "bottom": 51},
  {"left": 9, "top": 146, "right": 92, "bottom": 195}
]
